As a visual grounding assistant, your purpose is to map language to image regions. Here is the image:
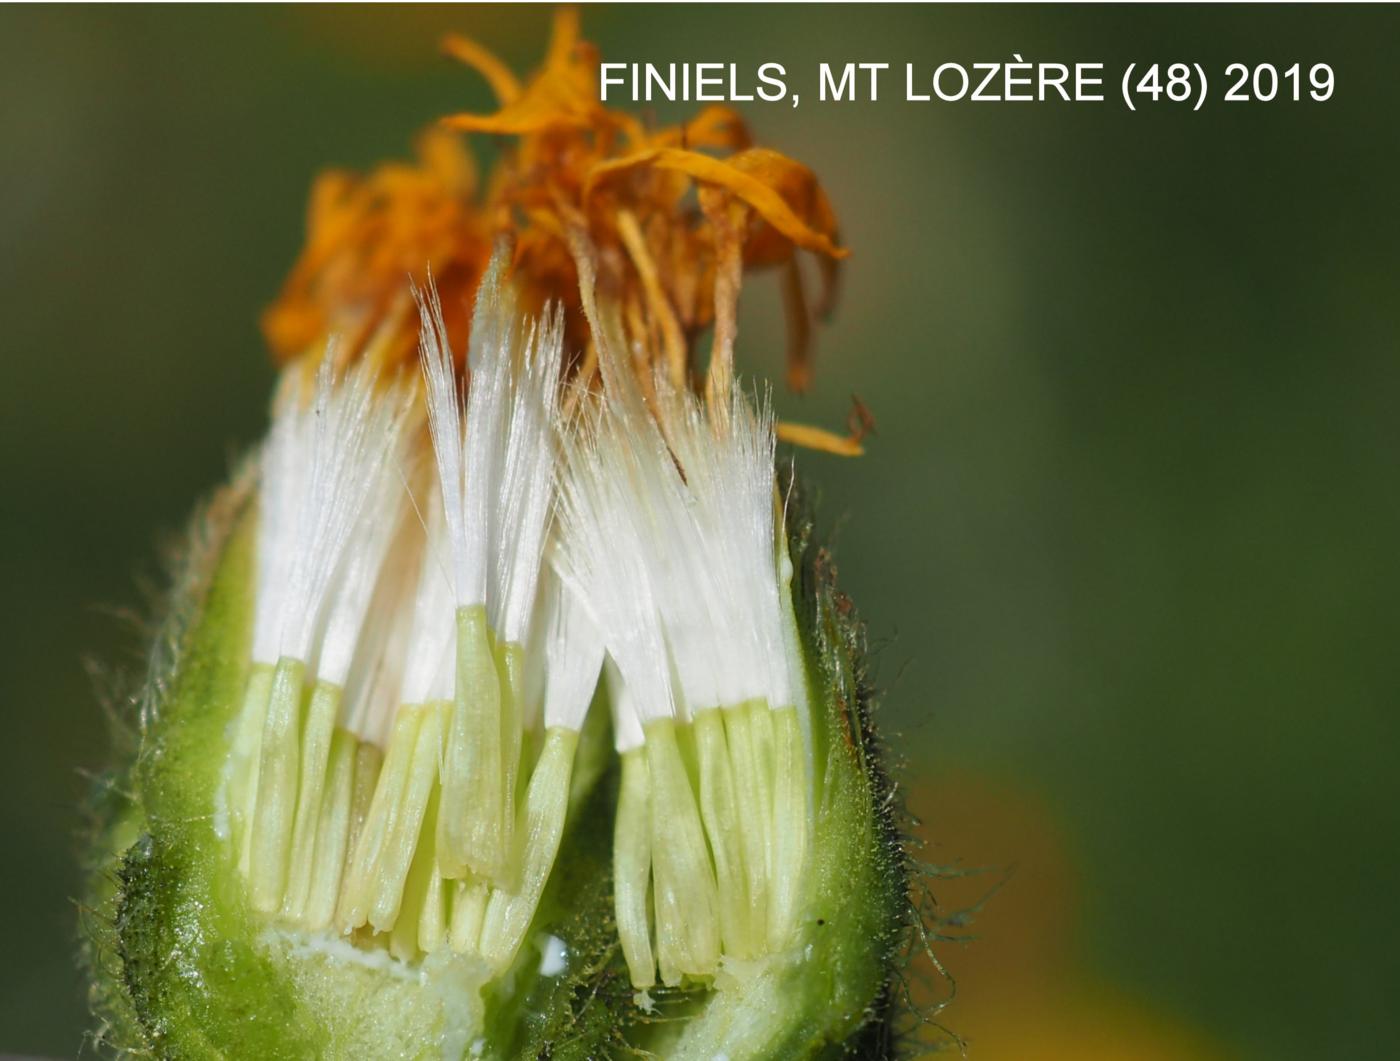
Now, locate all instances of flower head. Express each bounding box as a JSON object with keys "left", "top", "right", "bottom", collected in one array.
[{"left": 86, "top": 14, "right": 924, "bottom": 1060}]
